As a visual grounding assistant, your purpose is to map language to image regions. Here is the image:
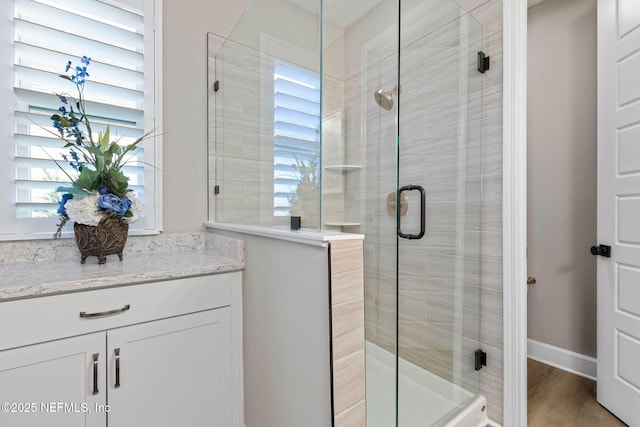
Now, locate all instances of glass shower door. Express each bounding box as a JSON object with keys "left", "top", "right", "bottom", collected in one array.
[
  {"left": 396, "top": 0, "right": 485, "bottom": 425},
  {"left": 321, "top": 0, "right": 486, "bottom": 424}
]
